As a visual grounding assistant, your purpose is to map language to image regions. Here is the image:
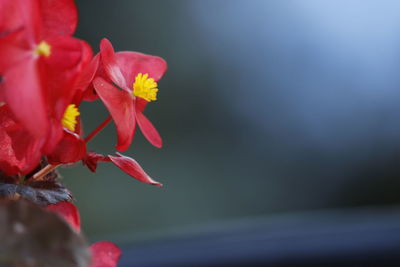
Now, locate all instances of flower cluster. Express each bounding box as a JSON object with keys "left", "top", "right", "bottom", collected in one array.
[{"left": 0, "top": 0, "right": 167, "bottom": 265}]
